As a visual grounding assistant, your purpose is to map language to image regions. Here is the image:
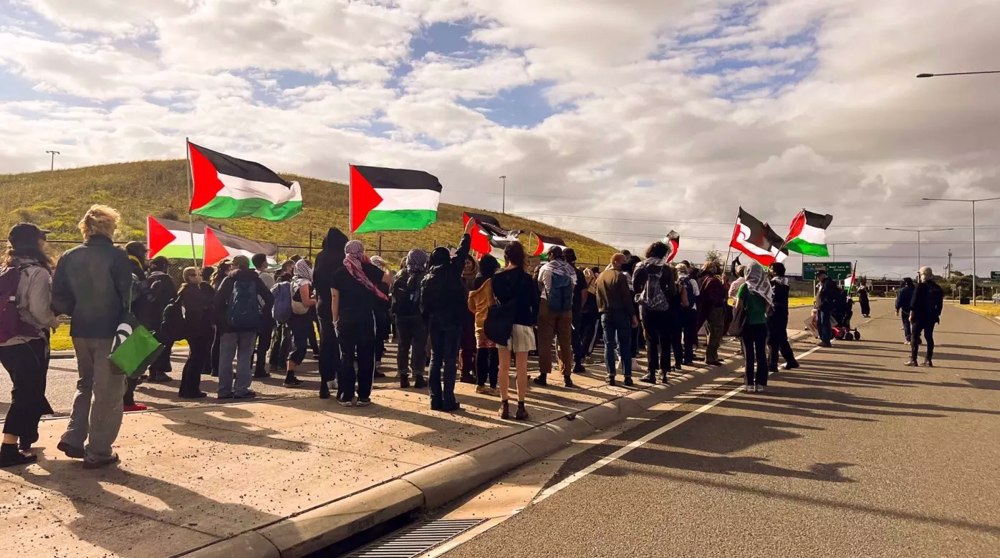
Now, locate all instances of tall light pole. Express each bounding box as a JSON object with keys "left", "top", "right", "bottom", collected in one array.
[
  {"left": 916, "top": 70, "right": 1000, "bottom": 78},
  {"left": 45, "top": 150, "right": 60, "bottom": 171},
  {"left": 923, "top": 197, "right": 1000, "bottom": 305},
  {"left": 884, "top": 227, "right": 954, "bottom": 274},
  {"left": 498, "top": 175, "right": 507, "bottom": 214}
]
